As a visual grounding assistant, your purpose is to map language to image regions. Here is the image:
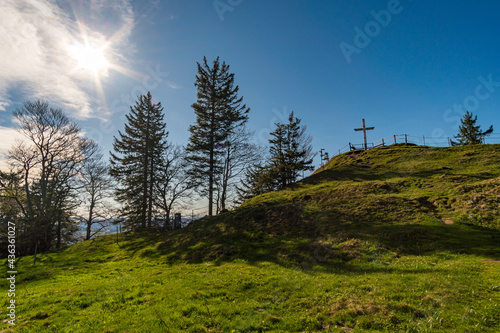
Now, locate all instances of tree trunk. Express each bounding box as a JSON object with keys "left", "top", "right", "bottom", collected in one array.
[
  {"left": 142, "top": 158, "right": 148, "bottom": 228},
  {"left": 208, "top": 112, "right": 215, "bottom": 216},
  {"left": 220, "top": 145, "right": 230, "bottom": 212},
  {"left": 56, "top": 220, "right": 61, "bottom": 249},
  {"left": 209, "top": 148, "right": 214, "bottom": 216},
  {"left": 86, "top": 199, "right": 95, "bottom": 240},
  {"left": 148, "top": 157, "right": 154, "bottom": 228},
  {"left": 86, "top": 220, "right": 91, "bottom": 241},
  {"left": 142, "top": 134, "right": 149, "bottom": 228}
]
